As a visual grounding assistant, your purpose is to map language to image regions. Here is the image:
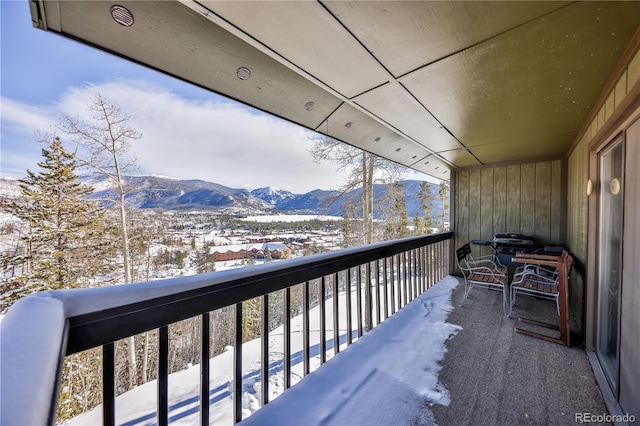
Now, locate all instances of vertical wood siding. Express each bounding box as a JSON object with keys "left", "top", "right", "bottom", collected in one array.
[
  {"left": 567, "top": 136, "right": 588, "bottom": 327},
  {"left": 453, "top": 160, "right": 564, "bottom": 259},
  {"left": 566, "top": 47, "right": 640, "bottom": 332}
]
